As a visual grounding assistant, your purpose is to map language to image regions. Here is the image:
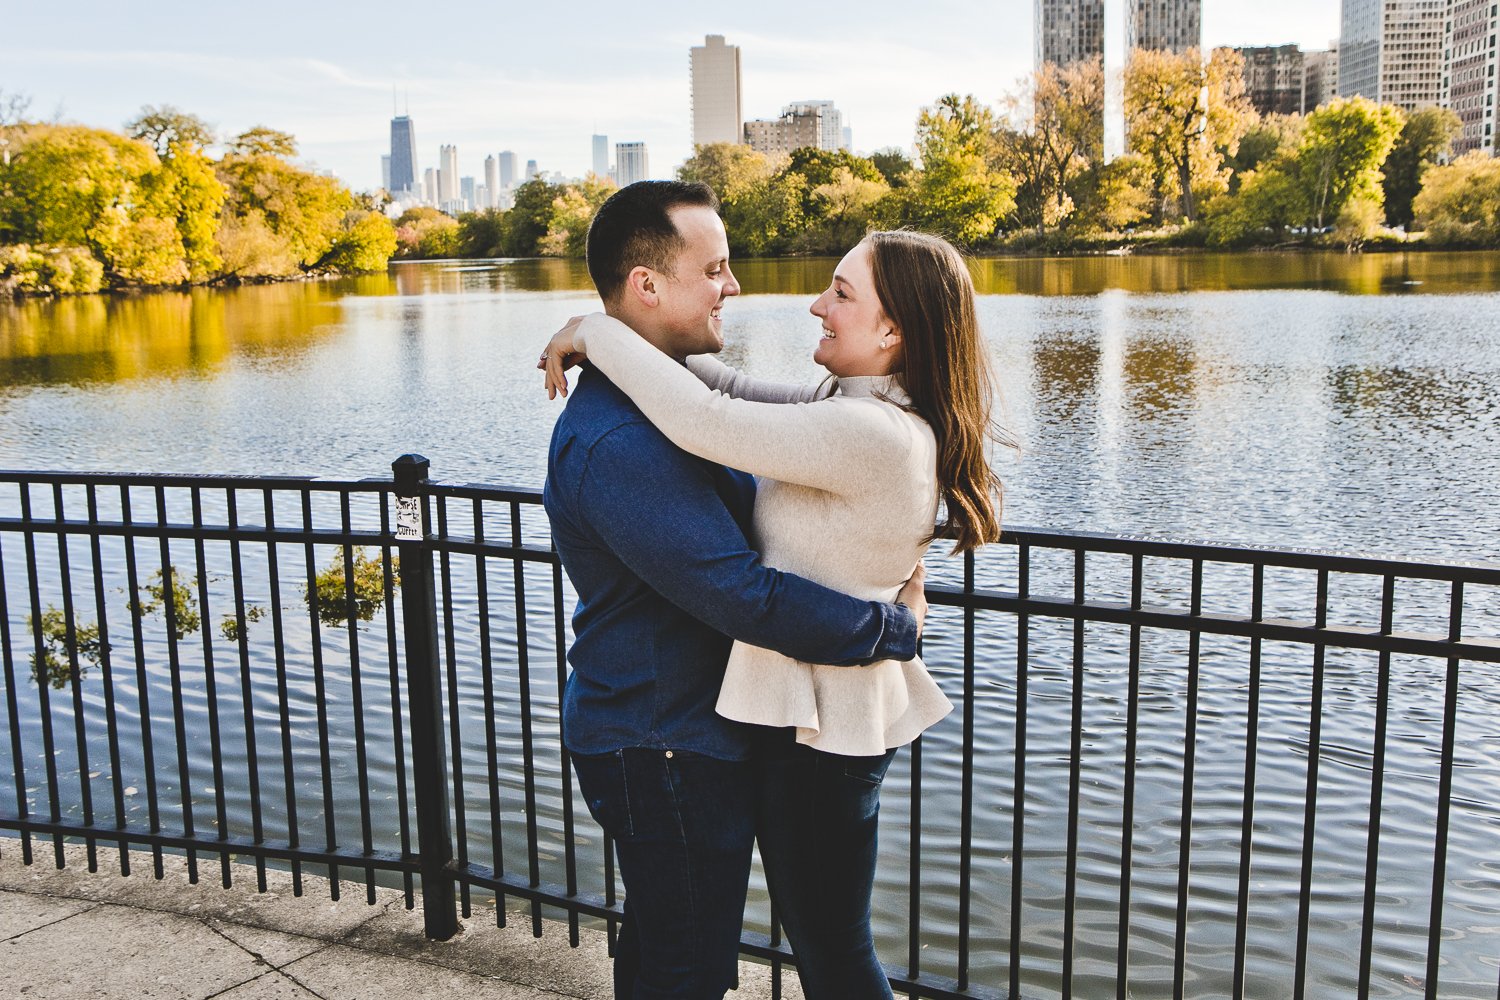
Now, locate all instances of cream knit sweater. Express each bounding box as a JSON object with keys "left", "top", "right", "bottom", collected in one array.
[{"left": 571, "top": 313, "right": 953, "bottom": 756}]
